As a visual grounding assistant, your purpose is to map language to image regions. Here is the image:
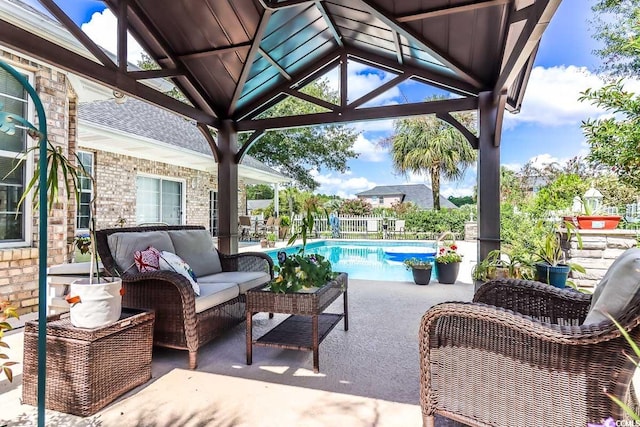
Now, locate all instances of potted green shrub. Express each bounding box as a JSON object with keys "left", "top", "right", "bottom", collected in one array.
[
  {"left": 404, "top": 257, "right": 433, "bottom": 285},
  {"left": 533, "top": 221, "right": 585, "bottom": 289},
  {"left": 472, "top": 249, "right": 535, "bottom": 292},
  {"left": 278, "top": 215, "right": 291, "bottom": 240},
  {"left": 266, "top": 232, "right": 277, "bottom": 248}
]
